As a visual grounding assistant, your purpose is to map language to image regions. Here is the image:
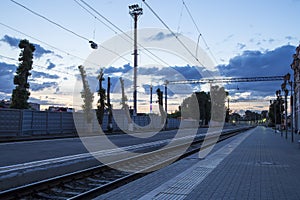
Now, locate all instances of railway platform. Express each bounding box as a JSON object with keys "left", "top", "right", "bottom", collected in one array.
[{"left": 96, "top": 126, "right": 300, "bottom": 200}]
